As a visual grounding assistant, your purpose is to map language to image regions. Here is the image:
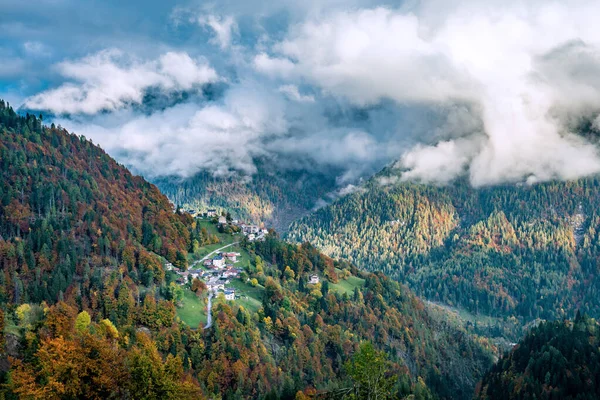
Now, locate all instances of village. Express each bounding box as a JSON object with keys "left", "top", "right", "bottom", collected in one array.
[
  {"left": 162, "top": 207, "right": 332, "bottom": 329},
  {"left": 166, "top": 208, "right": 271, "bottom": 304}
]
